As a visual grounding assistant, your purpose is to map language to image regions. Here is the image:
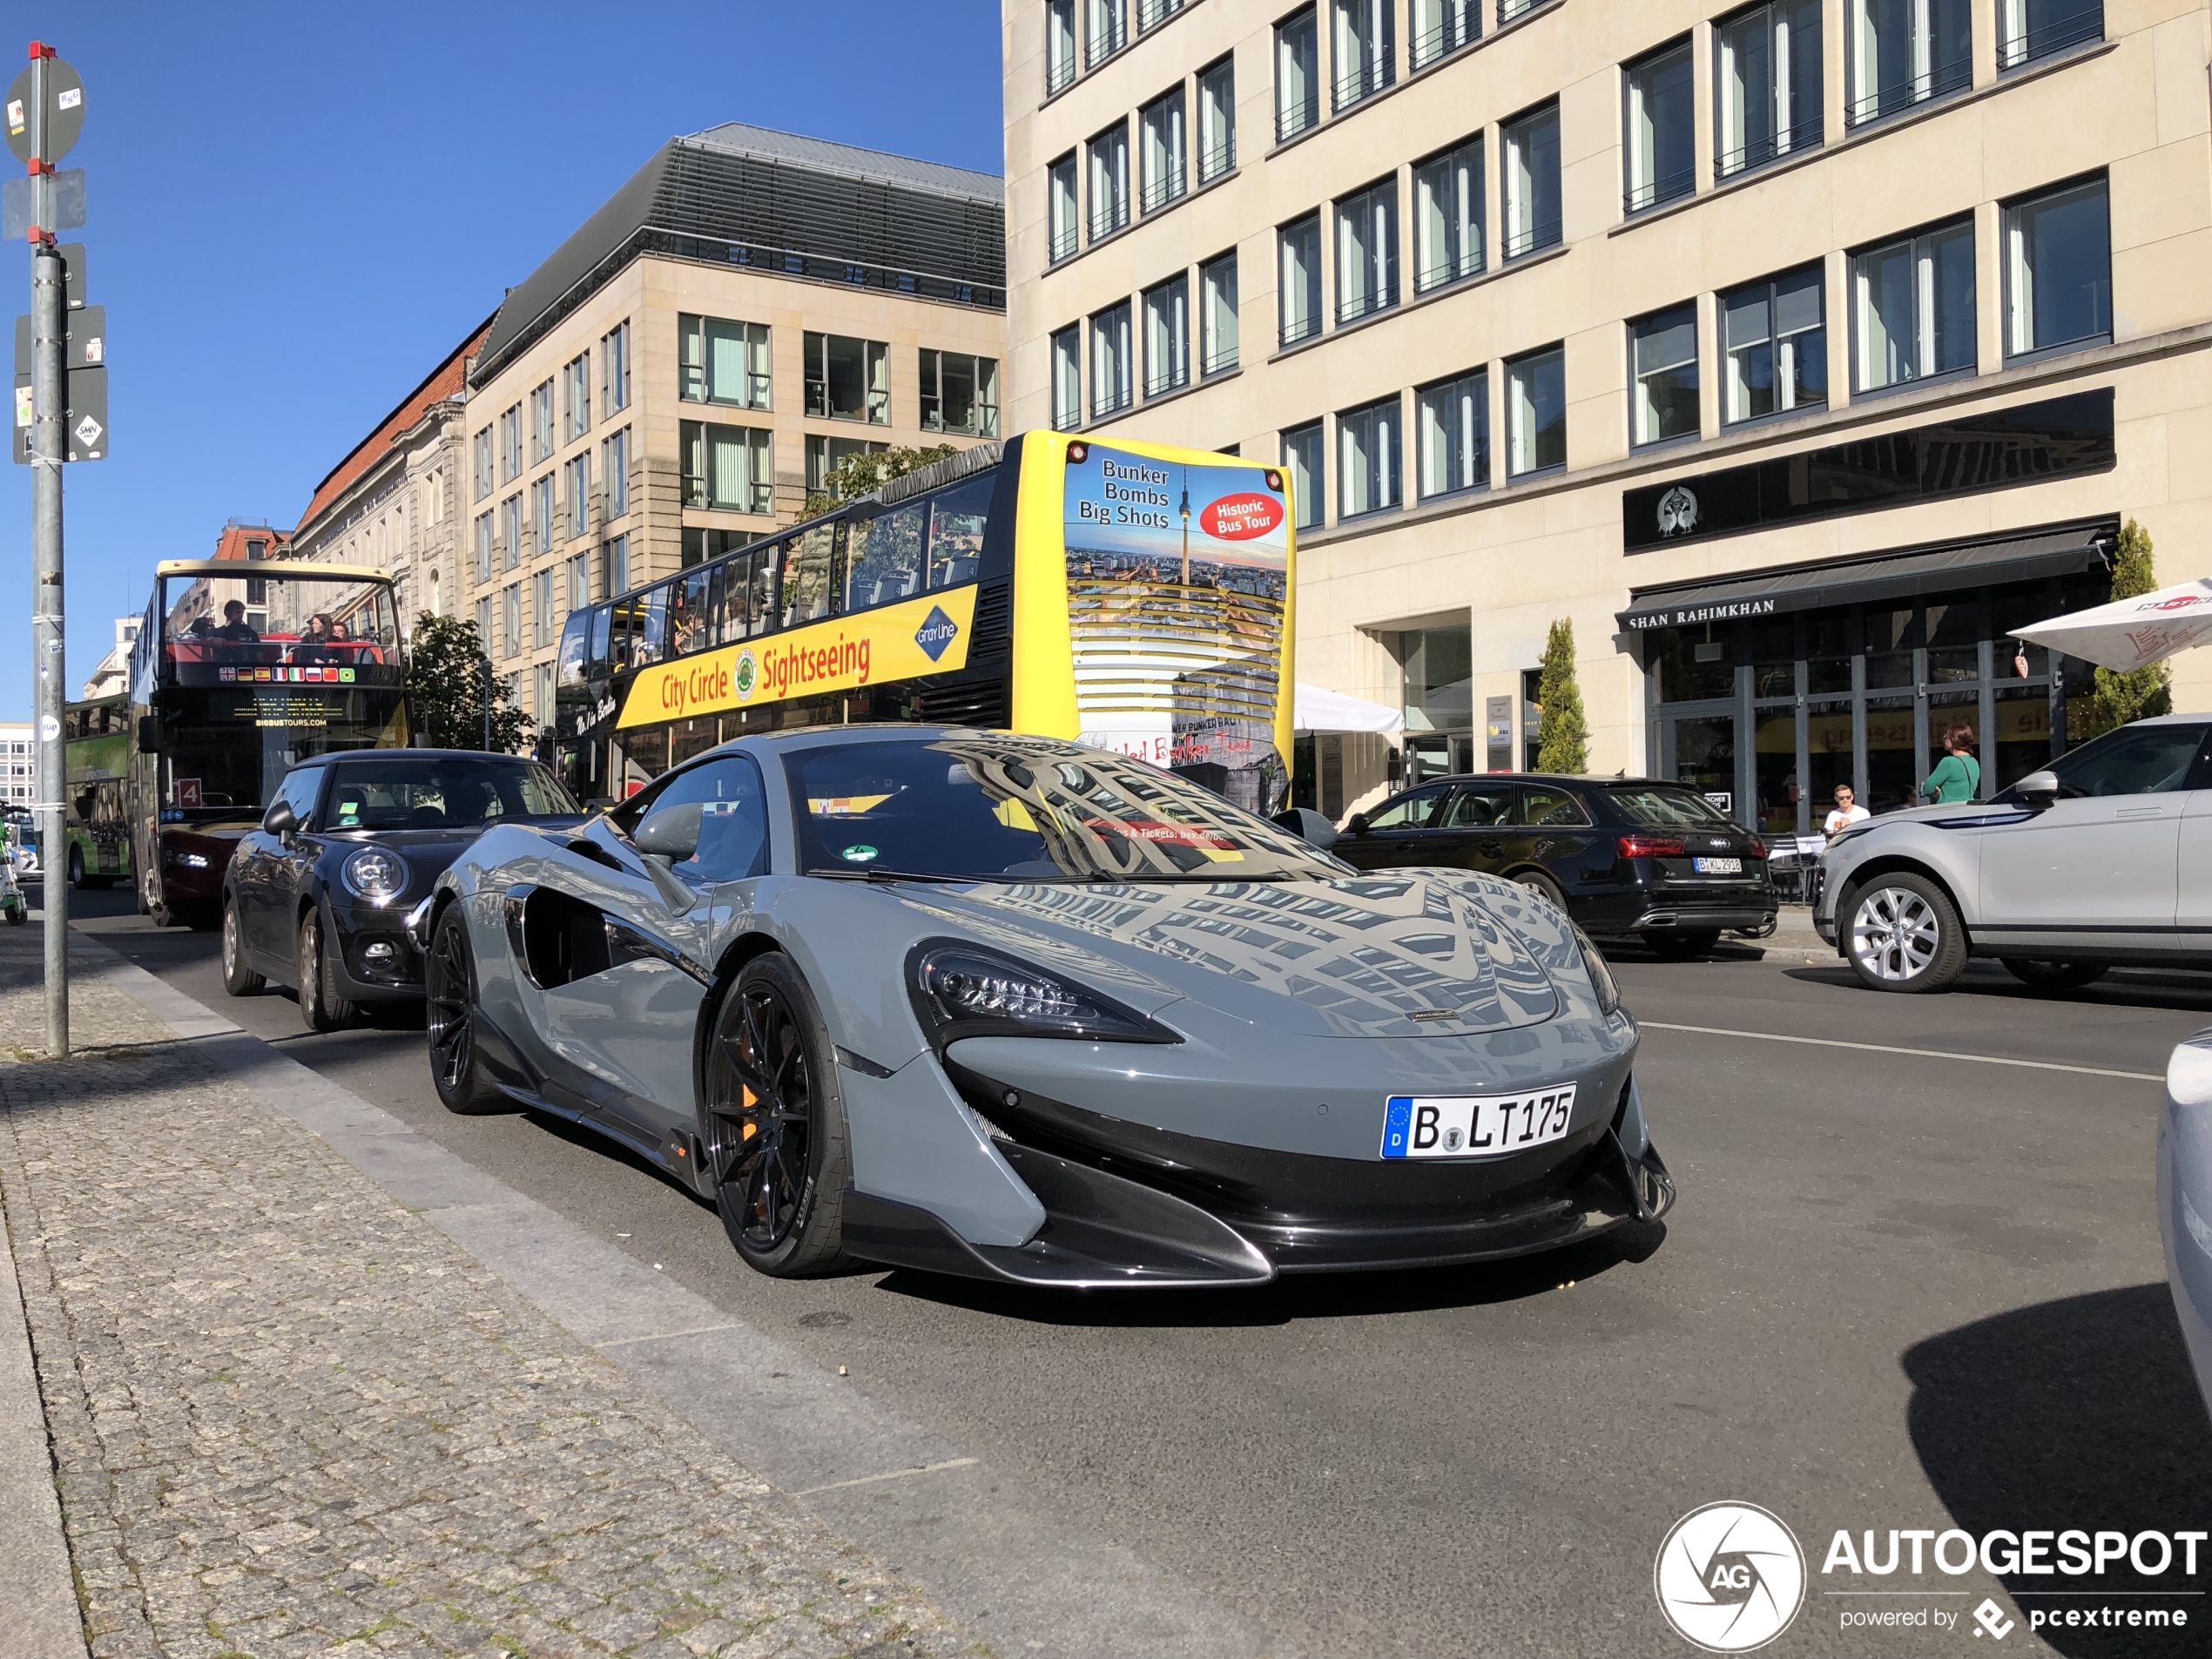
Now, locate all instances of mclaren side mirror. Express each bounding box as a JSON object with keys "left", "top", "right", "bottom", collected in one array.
[
  {"left": 1345, "top": 812, "right": 1372, "bottom": 836},
  {"left": 2014, "top": 770, "right": 2060, "bottom": 809},
  {"left": 634, "top": 801, "right": 703, "bottom": 860},
  {"left": 260, "top": 800, "right": 297, "bottom": 839},
  {"left": 1271, "top": 806, "right": 1339, "bottom": 850}
]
